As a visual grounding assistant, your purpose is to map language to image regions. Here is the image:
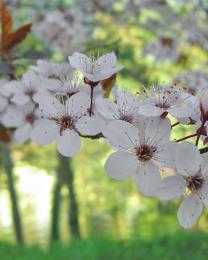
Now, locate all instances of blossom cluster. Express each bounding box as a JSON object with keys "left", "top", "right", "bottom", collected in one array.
[{"left": 1, "top": 51, "right": 208, "bottom": 229}]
